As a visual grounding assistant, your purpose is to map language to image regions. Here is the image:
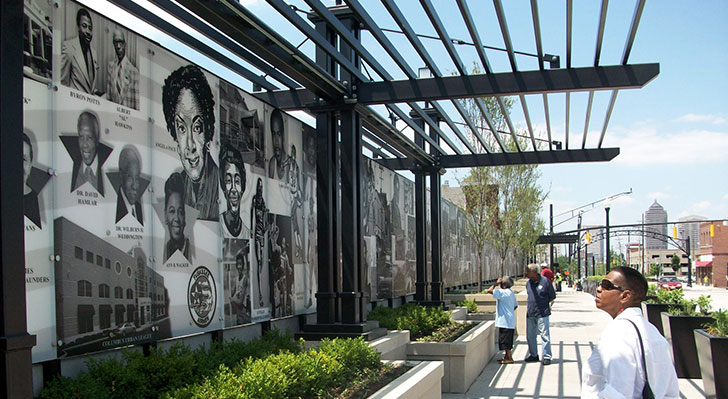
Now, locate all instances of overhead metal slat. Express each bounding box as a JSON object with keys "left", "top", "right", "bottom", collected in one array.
[
  {"left": 582, "top": 91, "right": 594, "bottom": 149},
  {"left": 304, "top": 0, "right": 461, "bottom": 156},
  {"left": 151, "top": 0, "right": 300, "bottom": 89},
  {"left": 342, "top": 0, "right": 475, "bottom": 154},
  {"left": 492, "top": 0, "right": 526, "bottom": 152},
  {"left": 418, "top": 0, "right": 495, "bottom": 153},
  {"left": 594, "top": 0, "right": 610, "bottom": 67},
  {"left": 110, "top": 0, "right": 279, "bottom": 91},
  {"left": 382, "top": 0, "right": 493, "bottom": 154}
]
